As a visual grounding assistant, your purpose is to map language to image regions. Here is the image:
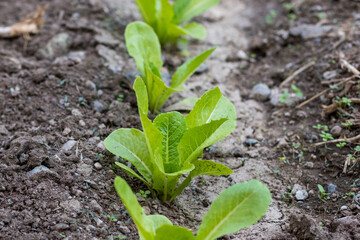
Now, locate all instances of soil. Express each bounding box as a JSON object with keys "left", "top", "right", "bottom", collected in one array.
[{"left": 0, "top": 0, "right": 360, "bottom": 239}]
